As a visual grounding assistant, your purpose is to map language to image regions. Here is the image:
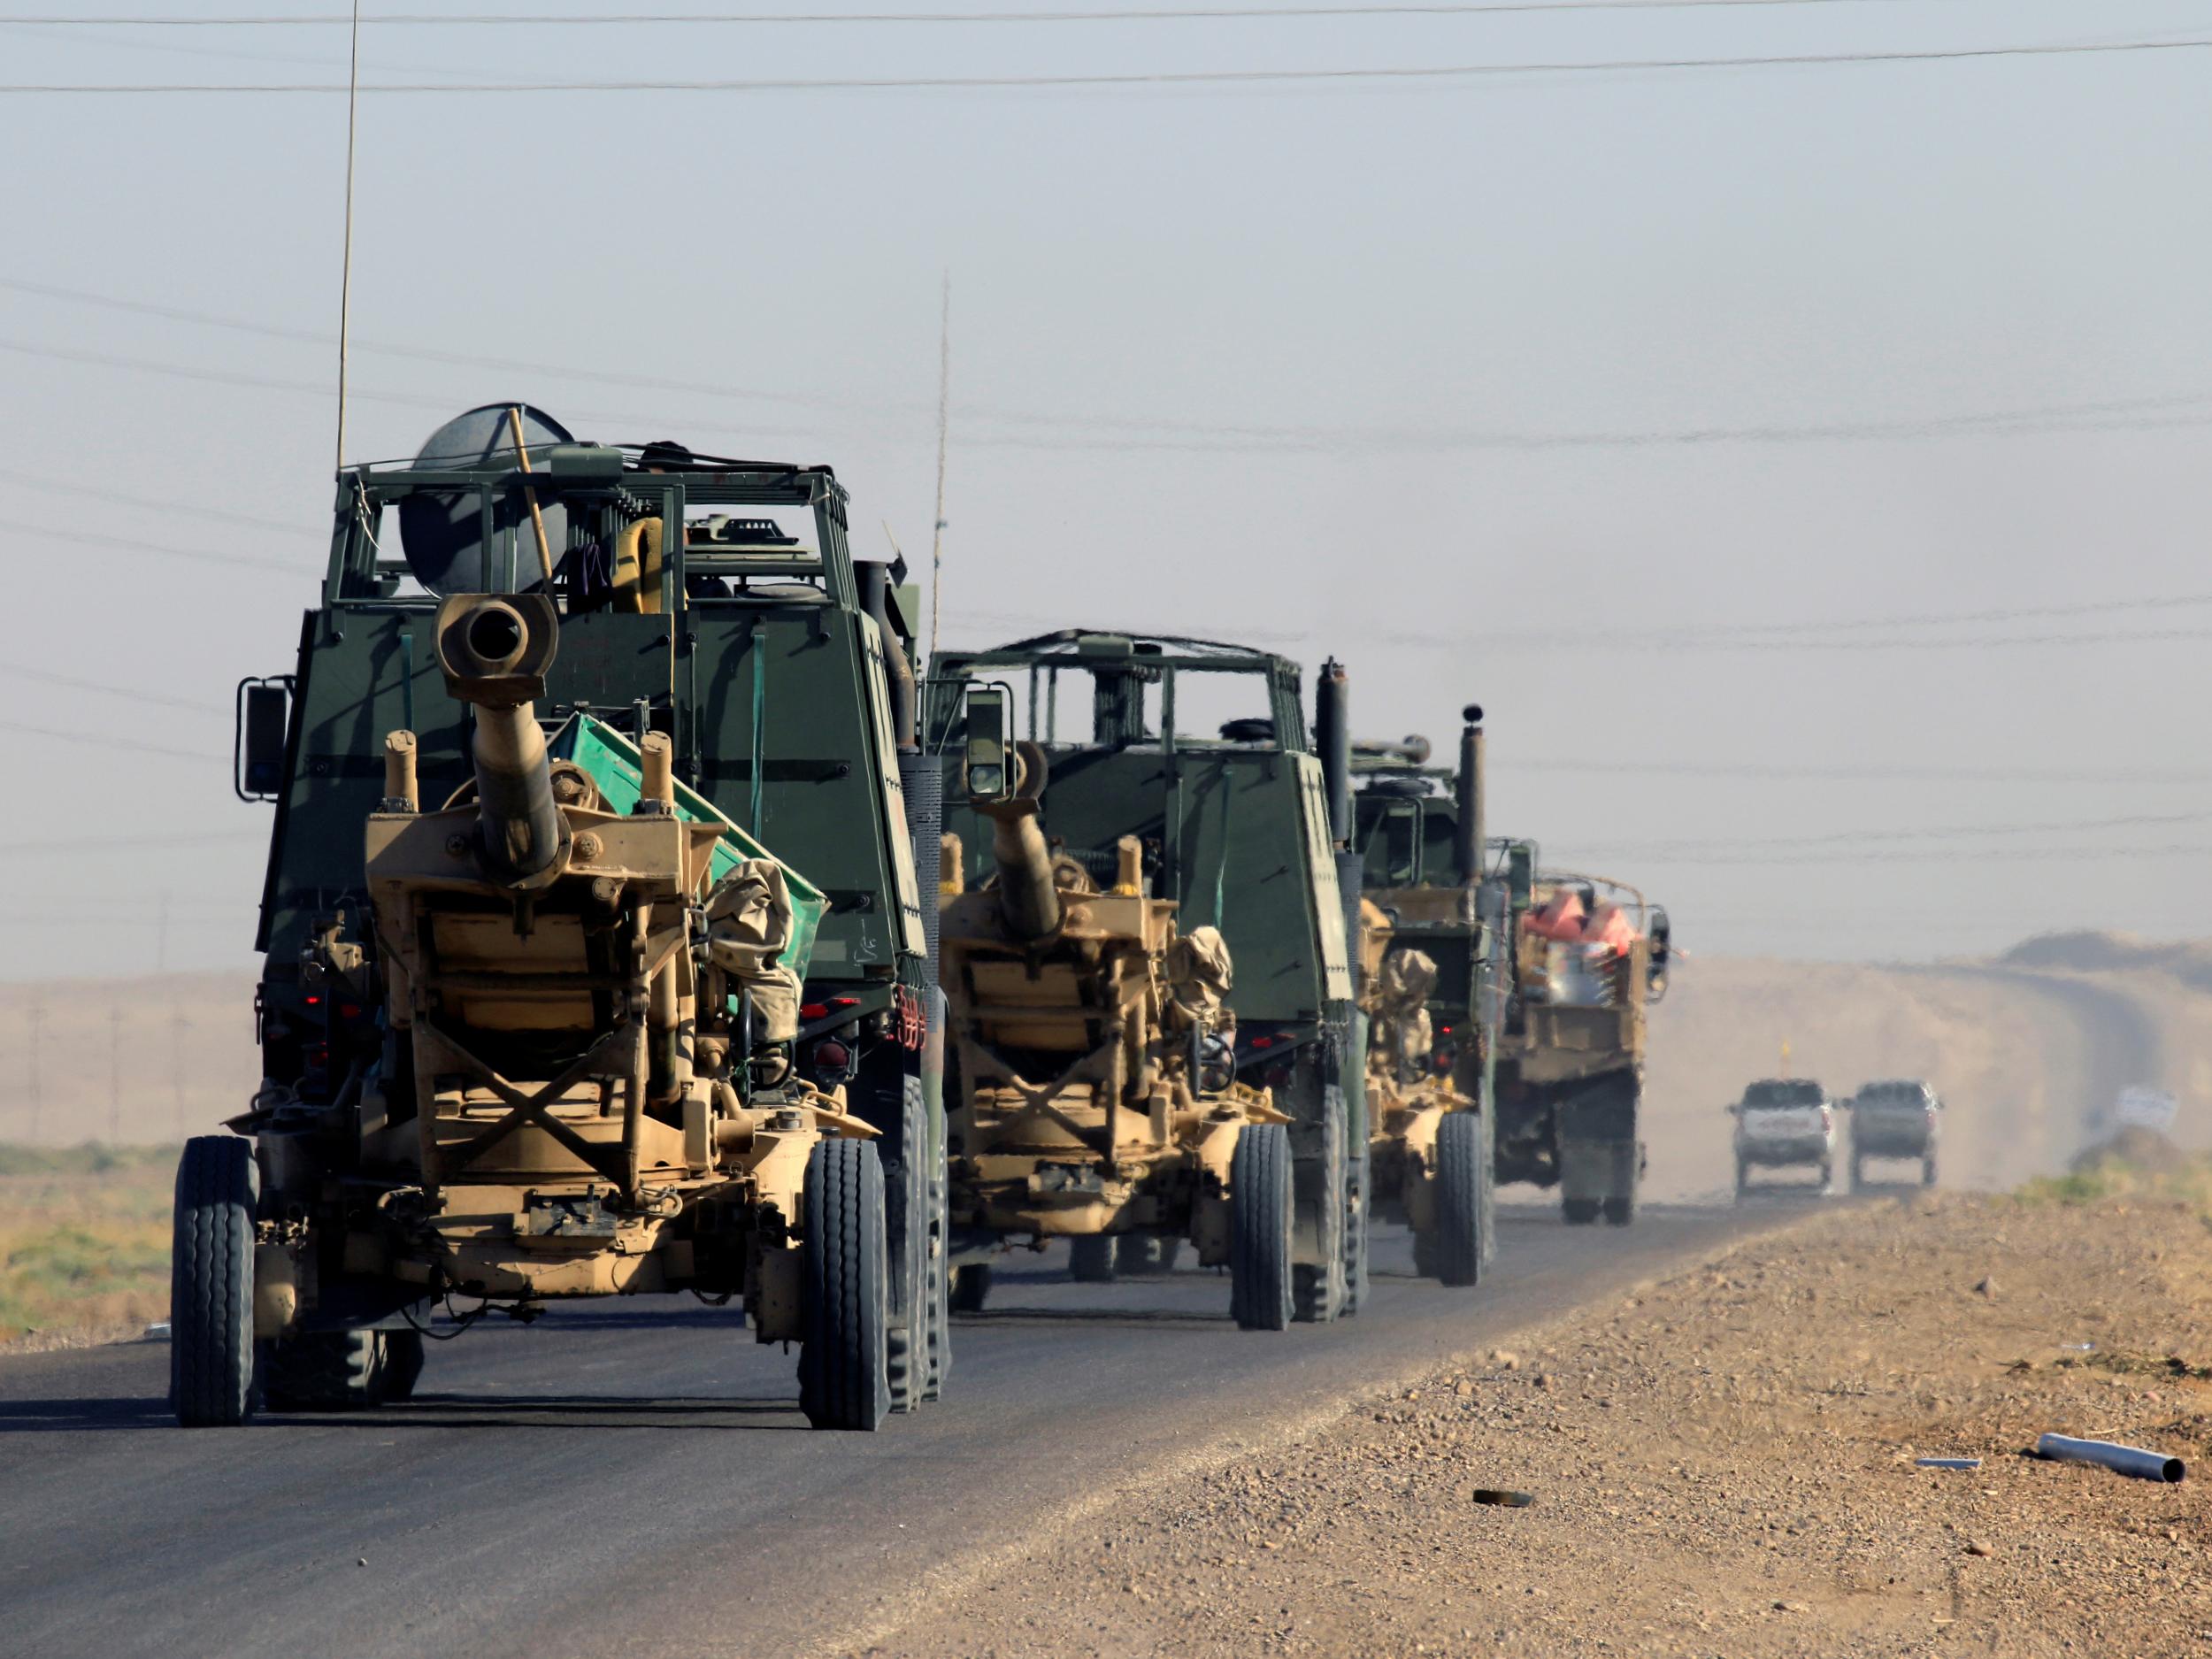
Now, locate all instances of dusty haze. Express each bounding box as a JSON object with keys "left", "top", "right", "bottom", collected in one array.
[{"left": 4, "top": 2, "right": 2211, "bottom": 977}]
